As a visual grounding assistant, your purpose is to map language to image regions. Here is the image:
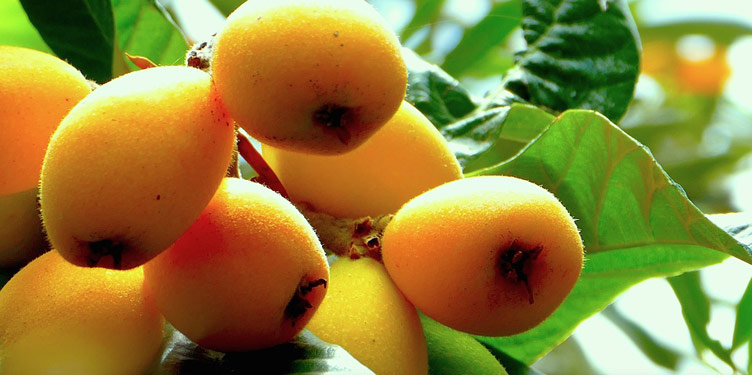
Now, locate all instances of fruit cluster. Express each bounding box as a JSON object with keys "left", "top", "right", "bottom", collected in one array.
[{"left": 0, "top": 0, "right": 584, "bottom": 373}]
